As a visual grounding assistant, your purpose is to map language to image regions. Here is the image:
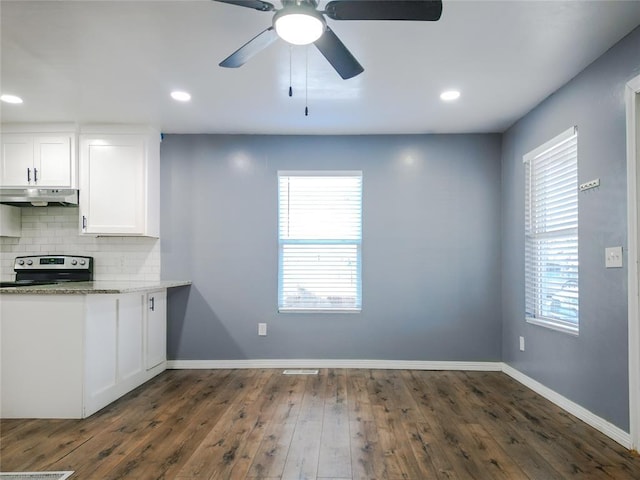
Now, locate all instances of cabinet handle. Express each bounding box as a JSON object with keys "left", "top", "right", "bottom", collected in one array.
[
  {"left": 27, "top": 168, "right": 31, "bottom": 183},
  {"left": 82, "top": 215, "right": 87, "bottom": 230},
  {"left": 149, "top": 296, "right": 155, "bottom": 311},
  {"left": 33, "top": 168, "right": 38, "bottom": 183}
]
